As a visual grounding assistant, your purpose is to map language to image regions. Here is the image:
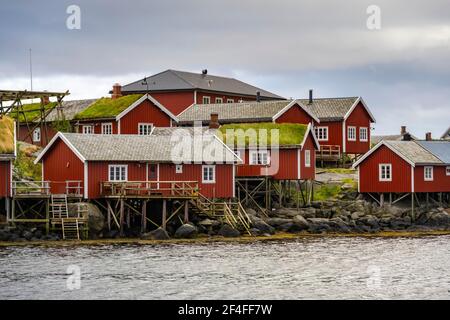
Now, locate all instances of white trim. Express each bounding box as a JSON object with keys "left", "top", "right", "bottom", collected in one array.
[
  {"left": 108, "top": 164, "right": 128, "bottom": 182},
  {"left": 13, "top": 123, "right": 17, "bottom": 157},
  {"left": 115, "top": 94, "right": 178, "bottom": 122},
  {"left": 297, "top": 148, "right": 301, "bottom": 179},
  {"left": 359, "top": 127, "right": 368, "bottom": 142},
  {"left": 82, "top": 125, "right": 94, "bottom": 134},
  {"left": 33, "top": 127, "right": 41, "bottom": 142},
  {"left": 202, "top": 165, "right": 216, "bottom": 183},
  {"left": 202, "top": 96, "right": 211, "bottom": 104},
  {"left": 424, "top": 166, "right": 433, "bottom": 181},
  {"left": 193, "top": 90, "right": 197, "bottom": 104},
  {"left": 301, "top": 123, "right": 320, "bottom": 150},
  {"left": 212, "top": 135, "right": 242, "bottom": 164},
  {"left": 305, "top": 149, "right": 311, "bottom": 168},
  {"left": 342, "top": 120, "right": 346, "bottom": 154},
  {"left": 146, "top": 163, "right": 149, "bottom": 181},
  {"left": 227, "top": 98, "right": 235, "bottom": 103},
  {"left": 34, "top": 132, "right": 86, "bottom": 164},
  {"left": 101, "top": 122, "right": 113, "bottom": 135},
  {"left": 379, "top": 163, "right": 392, "bottom": 182},
  {"left": 411, "top": 166, "right": 414, "bottom": 193},
  {"left": 343, "top": 97, "right": 376, "bottom": 123},
  {"left": 357, "top": 167, "right": 360, "bottom": 193},
  {"left": 175, "top": 164, "right": 183, "bottom": 173},
  {"left": 446, "top": 166, "right": 450, "bottom": 176},
  {"left": 215, "top": 97, "right": 223, "bottom": 103},
  {"left": 157, "top": 163, "right": 160, "bottom": 189},
  {"left": 273, "top": 100, "right": 321, "bottom": 123},
  {"left": 314, "top": 126, "right": 329, "bottom": 141},
  {"left": 232, "top": 164, "right": 236, "bottom": 198},
  {"left": 84, "top": 162, "right": 88, "bottom": 199},
  {"left": 118, "top": 119, "right": 121, "bottom": 134},
  {"left": 138, "top": 123, "right": 153, "bottom": 135},
  {"left": 249, "top": 150, "right": 270, "bottom": 165},
  {"left": 347, "top": 126, "right": 357, "bottom": 141},
  {"left": 352, "top": 140, "right": 416, "bottom": 168},
  {"left": 10, "top": 159, "right": 13, "bottom": 197}
]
